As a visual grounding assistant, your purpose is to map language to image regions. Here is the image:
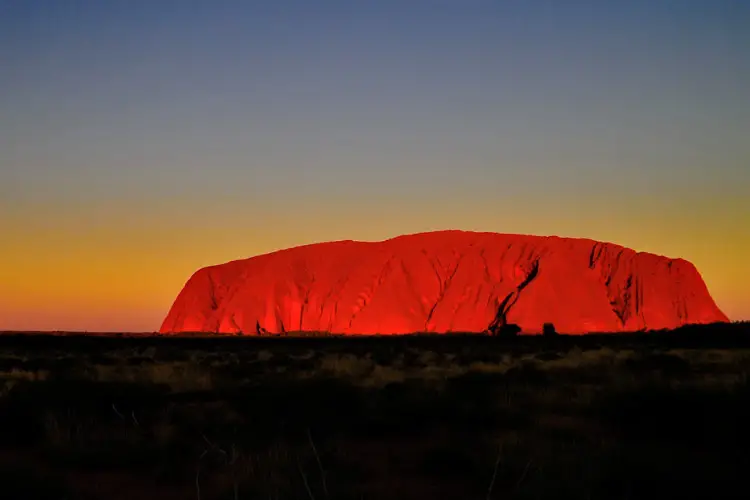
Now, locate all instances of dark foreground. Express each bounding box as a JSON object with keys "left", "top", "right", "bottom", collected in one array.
[{"left": 0, "top": 322, "right": 749, "bottom": 500}]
